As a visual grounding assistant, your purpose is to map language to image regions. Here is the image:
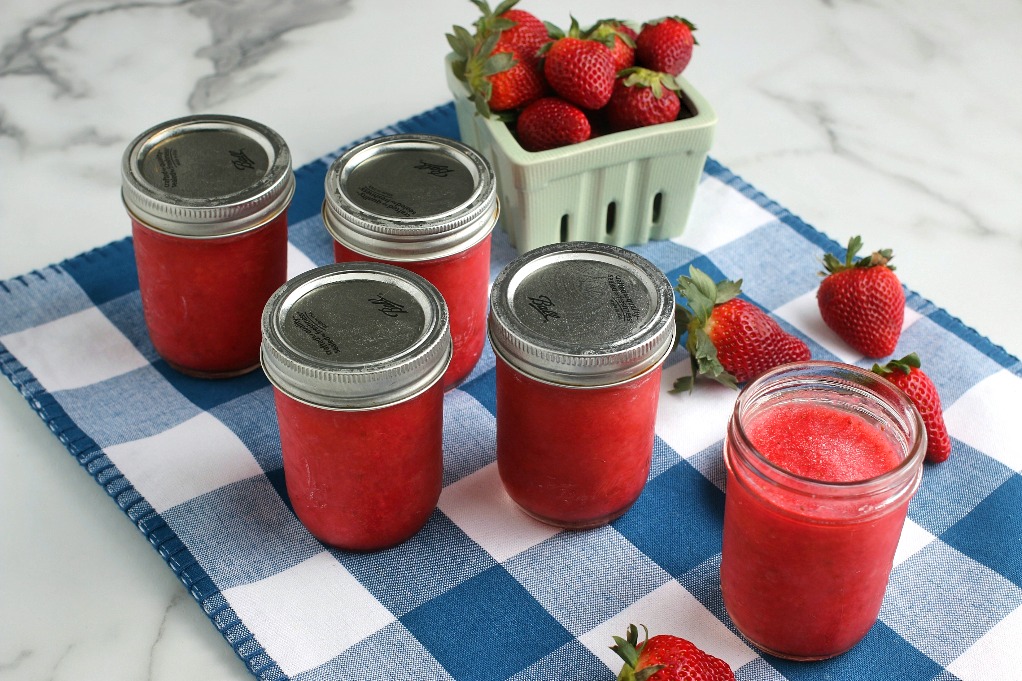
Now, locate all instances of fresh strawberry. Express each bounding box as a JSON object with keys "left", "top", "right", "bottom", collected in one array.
[
  {"left": 586, "top": 19, "right": 638, "bottom": 72},
  {"left": 873, "top": 353, "right": 952, "bottom": 463},
  {"left": 605, "top": 68, "right": 682, "bottom": 131},
  {"left": 635, "top": 17, "right": 697, "bottom": 76},
  {"left": 515, "top": 97, "right": 592, "bottom": 151},
  {"left": 542, "top": 20, "right": 617, "bottom": 110},
  {"left": 448, "top": 25, "right": 546, "bottom": 117},
  {"left": 674, "top": 266, "right": 811, "bottom": 391},
  {"left": 612, "top": 624, "right": 735, "bottom": 681},
  {"left": 471, "top": 0, "right": 549, "bottom": 65},
  {"left": 817, "top": 235, "right": 905, "bottom": 358}
]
